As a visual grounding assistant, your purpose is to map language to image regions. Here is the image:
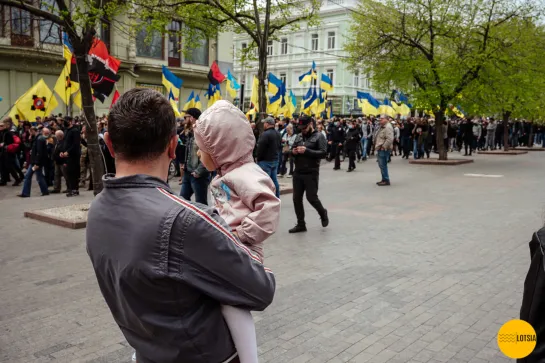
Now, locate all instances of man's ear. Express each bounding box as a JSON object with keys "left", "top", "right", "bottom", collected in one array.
[
  {"left": 104, "top": 132, "right": 116, "bottom": 158},
  {"left": 168, "top": 135, "right": 178, "bottom": 159}
]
